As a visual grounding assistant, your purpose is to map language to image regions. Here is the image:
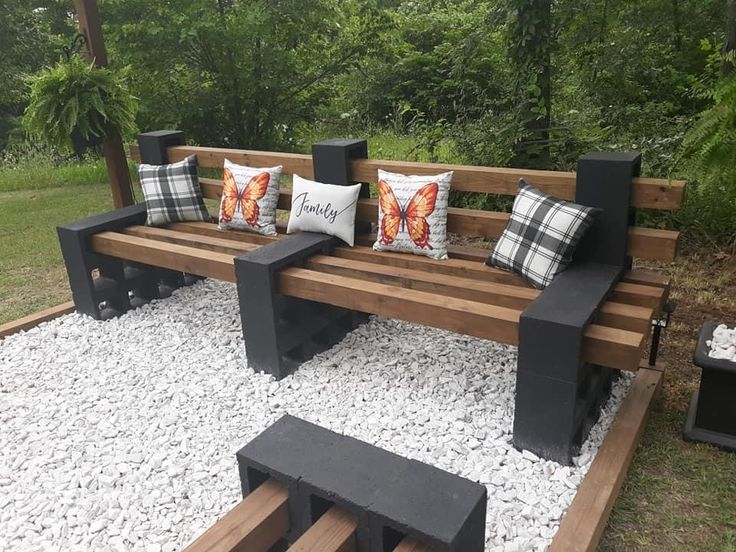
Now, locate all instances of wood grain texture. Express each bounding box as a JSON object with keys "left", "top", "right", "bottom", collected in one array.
[
  {"left": 129, "top": 145, "right": 685, "bottom": 210},
  {"left": 279, "top": 268, "right": 645, "bottom": 371},
  {"left": 90, "top": 232, "right": 237, "bottom": 282},
  {"left": 288, "top": 507, "right": 357, "bottom": 552},
  {"left": 392, "top": 536, "right": 433, "bottom": 552},
  {"left": 197, "top": 179, "right": 679, "bottom": 261},
  {"left": 0, "top": 302, "right": 76, "bottom": 338},
  {"left": 548, "top": 367, "right": 664, "bottom": 552},
  {"left": 184, "top": 479, "right": 289, "bottom": 552}
]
